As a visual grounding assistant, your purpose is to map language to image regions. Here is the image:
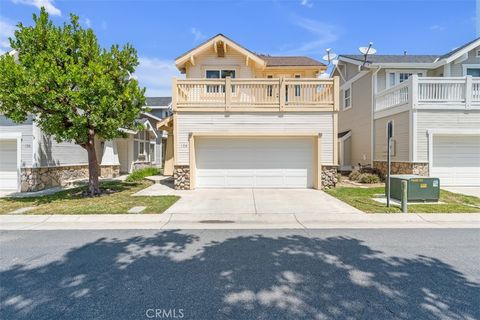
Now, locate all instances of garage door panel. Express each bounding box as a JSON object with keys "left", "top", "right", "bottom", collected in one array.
[
  {"left": 196, "top": 137, "right": 314, "bottom": 188},
  {"left": 431, "top": 135, "right": 480, "bottom": 186},
  {"left": 0, "top": 140, "right": 18, "bottom": 190}
]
